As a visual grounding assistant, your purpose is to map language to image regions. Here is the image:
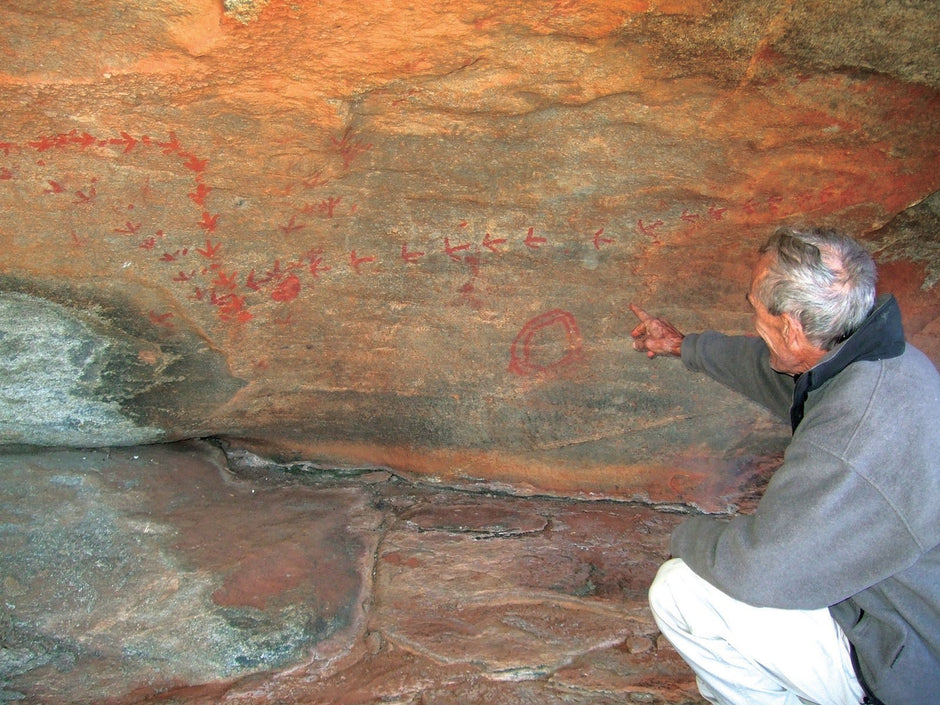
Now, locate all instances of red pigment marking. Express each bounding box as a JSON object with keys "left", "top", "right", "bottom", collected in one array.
[
  {"left": 321, "top": 196, "right": 342, "bottom": 217},
  {"left": 381, "top": 551, "right": 422, "bottom": 568},
  {"left": 108, "top": 132, "right": 137, "bottom": 153},
  {"left": 113, "top": 221, "right": 142, "bottom": 235},
  {"left": 189, "top": 182, "right": 211, "bottom": 207},
  {"left": 593, "top": 227, "right": 613, "bottom": 250},
  {"left": 271, "top": 273, "right": 301, "bottom": 302},
  {"left": 308, "top": 251, "right": 331, "bottom": 277},
  {"left": 181, "top": 153, "right": 207, "bottom": 172},
  {"left": 331, "top": 130, "right": 373, "bottom": 169},
  {"left": 197, "top": 238, "right": 222, "bottom": 259},
  {"left": 444, "top": 237, "right": 471, "bottom": 261},
  {"left": 198, "top": 211, "right": 219, "bottom": 232},
  {"left": 148, "top": 311, "right": 174, "bottom": 329},
  {"left": 159, "top": 249, "right": 188, "bottom": 262},
  {"left": 279, "top": 215, "right": 305, "bottom": 234},
  {"left": 668, "top": 473, "right": 696, "bottom": 496},
  {"left": 212, "top": 269, "right": 238, "bottom": 291},
  {"left": 708, "top": 205, "right": 727, "bottom": 220},
  {"left": 523, "top": 226, "right": 546, "bottom": 249},
  {"left": 156, "top": 132, "right": 184, "bottom": 156},
  {"left": 637, "top": 219, "right": 663, "bottom": 238},
  {"left": 401, "top": 243, "right": 425, "bottom": 262},
  {"left": 482, "top": 232, "right": 507, "bottom": 252},
  {"left": 350, "top": 250, "right": 376, "bottom": 273},
  {"left": 73, "top": 186, "right": 96, "bottom": 204},
  {"left": 509, "top": 309, "right": 583, "bottom": 376},
  {"left": 215, "top": 293, "right": 252, "bottom": 322},
  {"left": 302, "top": 171, "right": 329, "bottom": 189}
]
